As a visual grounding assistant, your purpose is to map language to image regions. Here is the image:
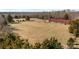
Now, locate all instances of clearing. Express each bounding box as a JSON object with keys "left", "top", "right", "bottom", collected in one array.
[{"left": 10, "top": 18, "right": 74, "bottom": 48}]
